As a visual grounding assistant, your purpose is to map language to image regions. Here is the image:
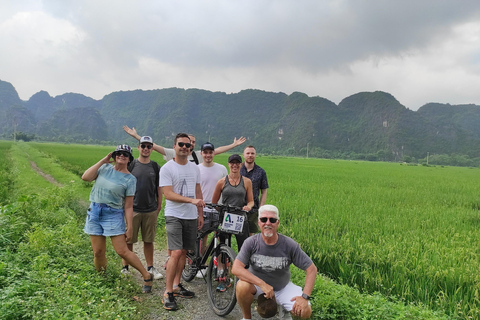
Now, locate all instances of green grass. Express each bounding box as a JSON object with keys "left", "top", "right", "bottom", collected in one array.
[{"left": 12, "top": 141, "right": 480, "bottom": 318}]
